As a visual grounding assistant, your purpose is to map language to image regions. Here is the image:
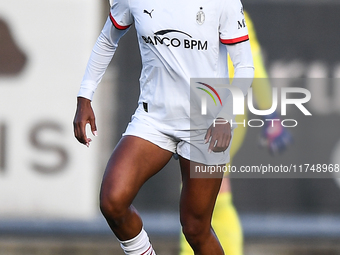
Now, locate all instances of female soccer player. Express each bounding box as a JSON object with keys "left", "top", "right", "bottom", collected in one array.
[{"left": 73, "top": 0, "right": 254, "bottom": 254}]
